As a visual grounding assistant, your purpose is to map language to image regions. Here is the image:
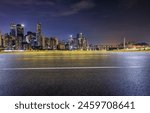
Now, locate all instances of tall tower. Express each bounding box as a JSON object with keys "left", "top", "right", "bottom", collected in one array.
[
  {"left": 124, "top": 37, "right": 126, "bottom": 49},
  {"left": 77, "top": 33, "right": 83, "bottom": 39},
  {"left": 37, "top": 22, "right": 41, "bottom": 35},
  {"left": 36, "top": 21, "right": 42, "bottom": 47}
]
